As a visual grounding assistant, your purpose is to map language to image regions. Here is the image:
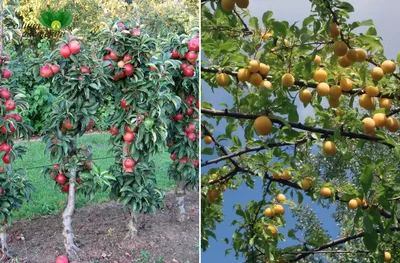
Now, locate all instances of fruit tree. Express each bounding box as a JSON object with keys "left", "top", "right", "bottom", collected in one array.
[{"left": 201, "top": 0, "right": 400, "bottom": 262}]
